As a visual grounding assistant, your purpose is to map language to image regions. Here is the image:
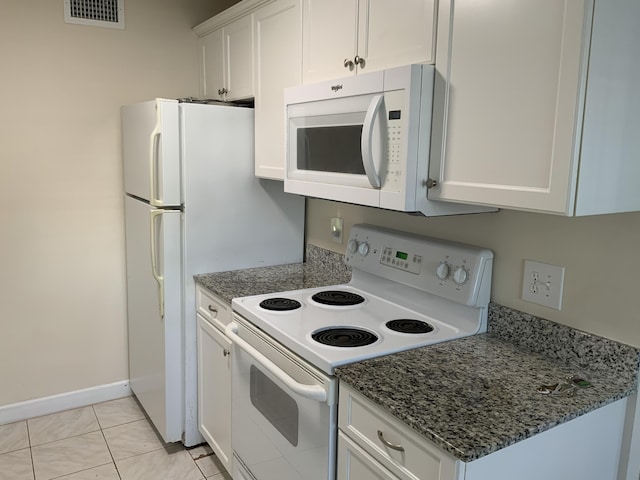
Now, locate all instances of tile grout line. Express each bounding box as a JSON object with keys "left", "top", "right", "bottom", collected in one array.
[
  {"left": 93, "top": 405, "right": 123, "bottom": 480},
  {"left": 25, "top": 419, "right": 36, "bottom": 480}
]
